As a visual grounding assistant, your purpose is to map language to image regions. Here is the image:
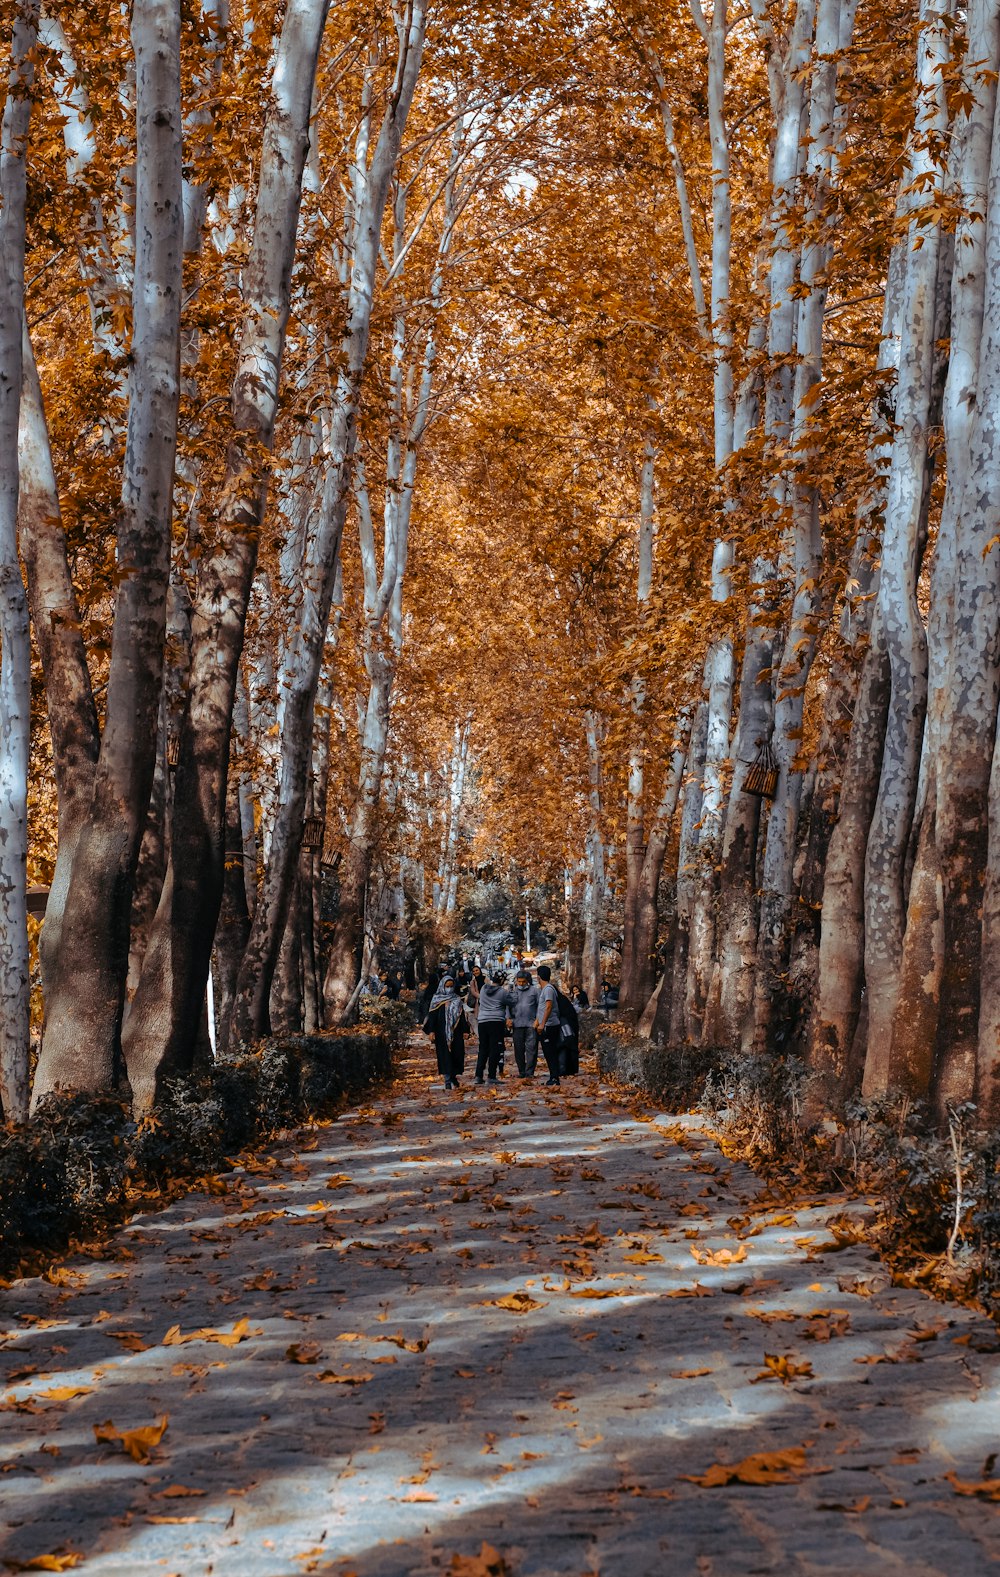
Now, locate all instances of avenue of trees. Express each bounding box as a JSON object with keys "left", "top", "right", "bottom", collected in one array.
[{"left": 3, "top": 0, "right": 1000, "bottom": 1134}]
